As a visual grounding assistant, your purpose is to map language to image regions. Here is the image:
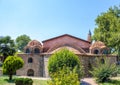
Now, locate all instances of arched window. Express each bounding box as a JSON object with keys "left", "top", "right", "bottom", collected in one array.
[
  {"left": 27, "top": 69, "right": 34, "bottom": 76},
  {"left": 28, "top": 58, "right": 33, "bottom": 63},
  {"left": 94, "top": 49, "right": 99, "bottom": 54},
  {"left": 34, "top": 48, "right": 40, "bottom": 53},
  {"left": 26, "top": 48, "right": 30, "bottom": 53},
  {"left": 101, "top": 59, "right": 105, "bottom": 64}
]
